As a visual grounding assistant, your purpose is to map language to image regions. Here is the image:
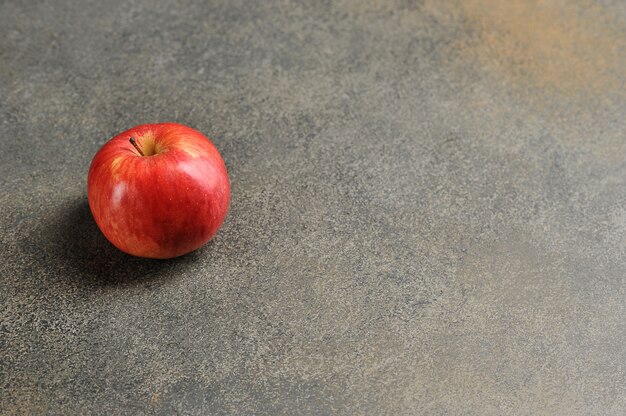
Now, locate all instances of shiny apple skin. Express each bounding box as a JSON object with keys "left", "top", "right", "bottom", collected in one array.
[{"left": 87, "top": 123, "right": 230, "bottom": 259}]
